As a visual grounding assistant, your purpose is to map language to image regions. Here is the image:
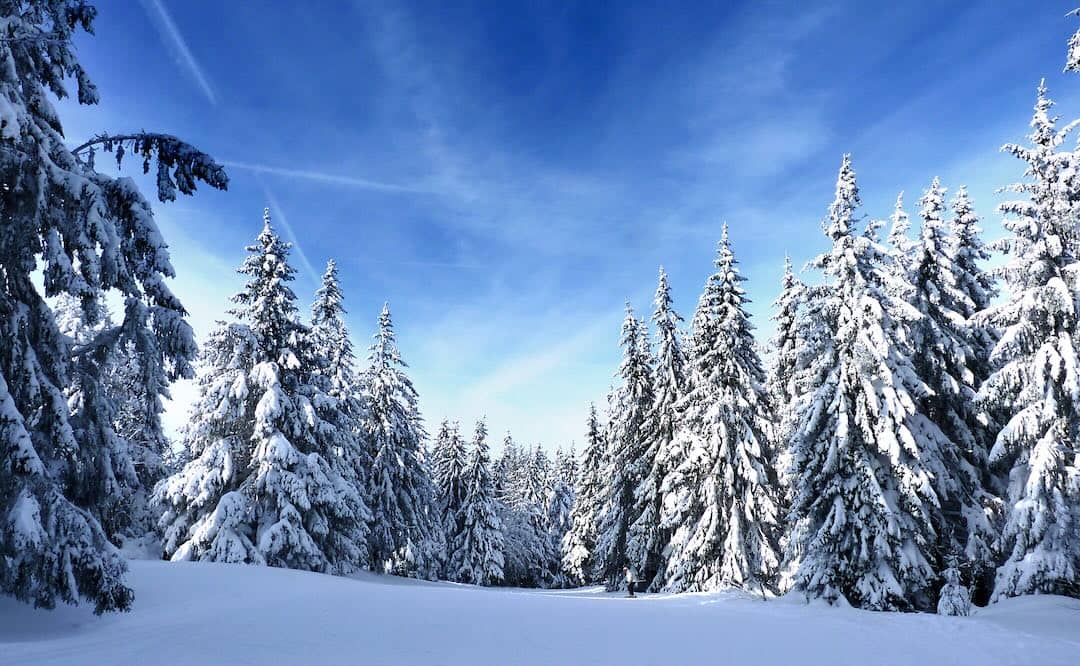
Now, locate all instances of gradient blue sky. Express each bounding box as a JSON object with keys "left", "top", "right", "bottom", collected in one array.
[{"left": 57, "top": 0, "right": 1080, "bottom": 449}]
